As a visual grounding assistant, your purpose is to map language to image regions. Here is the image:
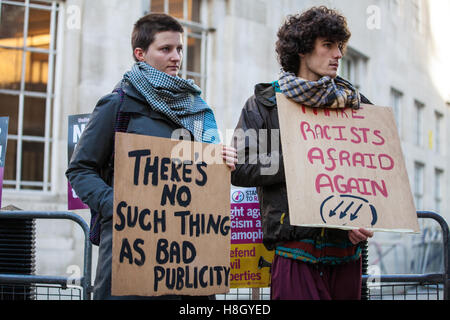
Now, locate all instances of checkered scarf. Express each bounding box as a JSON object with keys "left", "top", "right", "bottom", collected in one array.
[
  {"left": 278, "top": 71, "right": 361, "bottom": 110},
  {"left": 124, "top": 62, "right": 220, "bottom": 144}
]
